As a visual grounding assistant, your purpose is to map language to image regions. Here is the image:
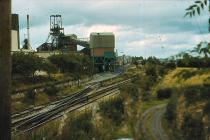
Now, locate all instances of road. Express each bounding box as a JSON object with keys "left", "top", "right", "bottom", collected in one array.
[{"left": 140, "top": 104, "right": 169, "bottom": 140}]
